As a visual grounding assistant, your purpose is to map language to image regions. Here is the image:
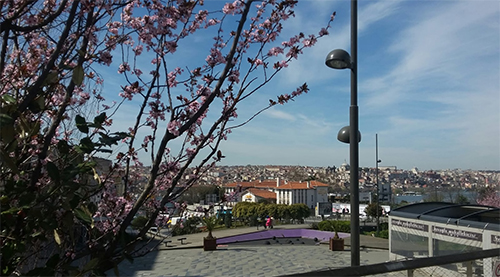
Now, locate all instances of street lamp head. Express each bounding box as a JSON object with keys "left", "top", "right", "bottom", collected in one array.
[
  {"left": 337, "top": 126, "right": 362, "bottom": 144},
  {"left": 325, "top": 49, "right": 352, "bottom": 69}
]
